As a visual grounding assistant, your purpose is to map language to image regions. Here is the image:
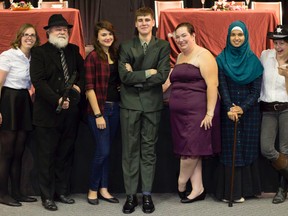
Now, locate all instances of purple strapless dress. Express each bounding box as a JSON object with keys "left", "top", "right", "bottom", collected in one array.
[{"left": 169, "top": 63, "right": 221, "bottom": 157}]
